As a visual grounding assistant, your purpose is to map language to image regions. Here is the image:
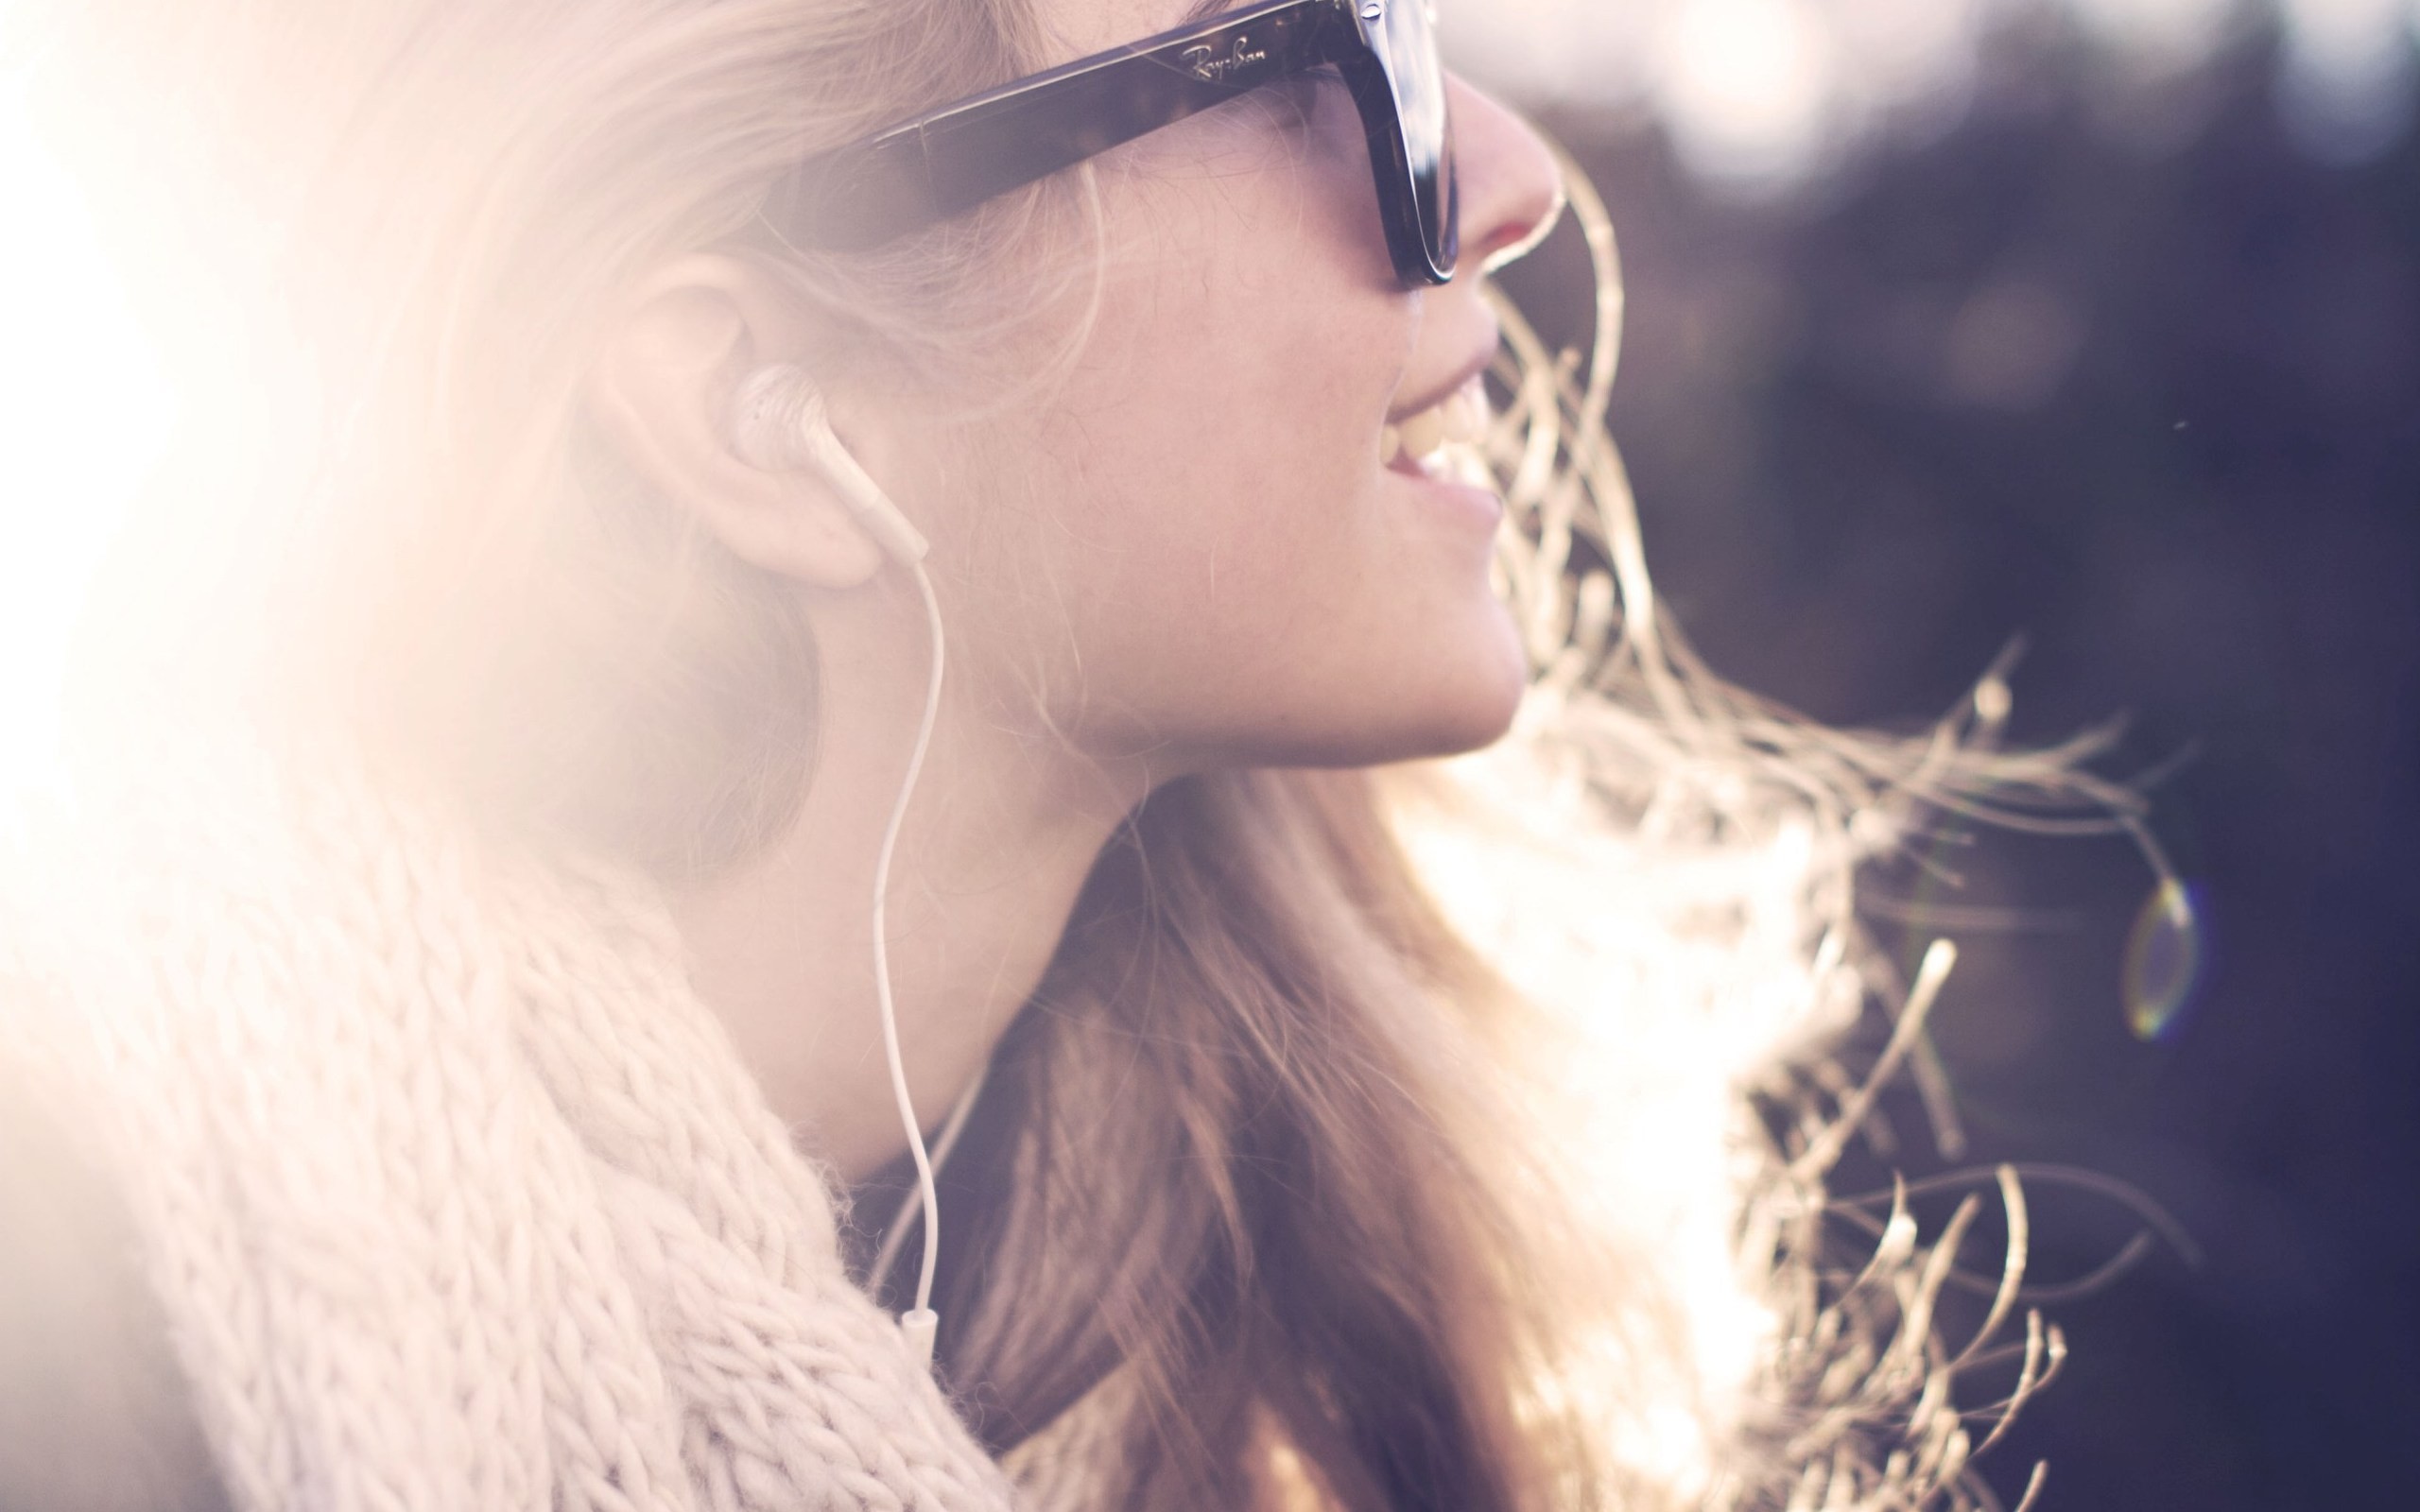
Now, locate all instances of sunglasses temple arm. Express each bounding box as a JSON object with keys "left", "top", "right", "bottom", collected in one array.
[{"left": 766, "top": 0, "right": 1349, "bottom": 250}]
